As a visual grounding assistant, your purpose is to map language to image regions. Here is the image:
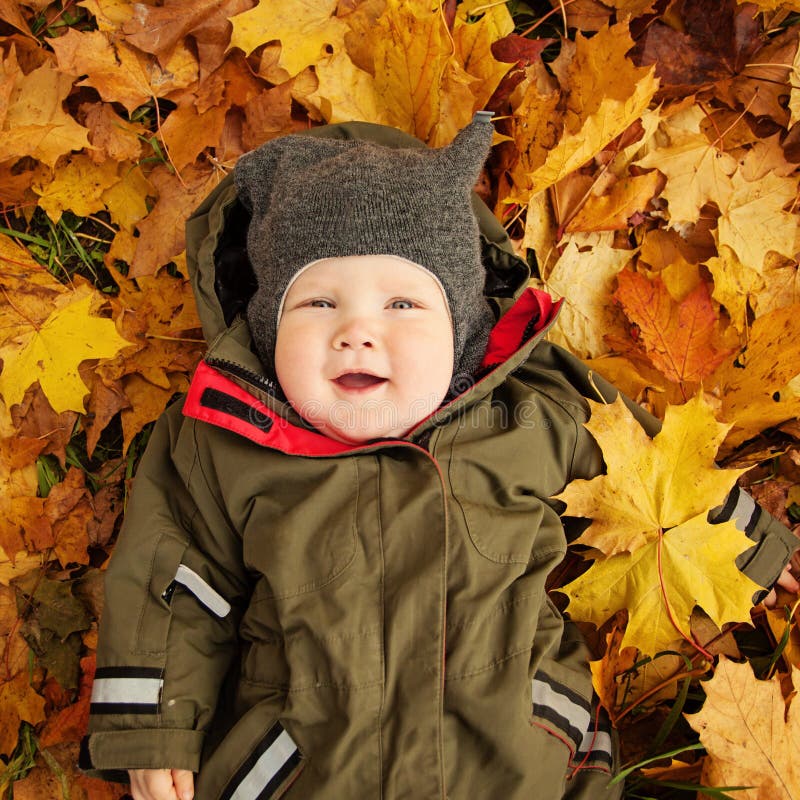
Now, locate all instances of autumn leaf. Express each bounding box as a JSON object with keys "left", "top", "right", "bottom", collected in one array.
[
  {"left": 49, "top": 28, "right": 198, "bottom": 113},
  {"left": 686, "top": 658, "right": 800, "bottom": 799},
  {"left": 613, "top": 269, "right": 734, "bottom": 386},
  {"left": 0, "top": 672, "right": 46, "bottom": 758},
  {"left": 33, "top": 154, "right": 121, "bottom": 222},
  {"left": 541, "top": 237, "right": 633, "bottom": 358},
  {"left": 0, "top": 286, "right": 132, "bottom": 414},
  {"left": 717, "top": 165, "right": 798, "bottom": 270},
  {"left": 372, "top": 0, "right": 477, "bottom": 145},
  {"left": 0, "top": 435, "right": 49, "bottom": 560},
  {"left": 0, "top": 49, "right": 91, "bottom": 168},
  {"left": 565, "top": 171, "right": 661, "bottom": 233},
  {"left": 509, "top": 23, "right": 659, "bottom": 202},
  {"left": 710, "top": 303, "right": 800, "bottom": 451},
  {"left": 561, "top": 512, "right": 760, "bottom": 655},
  {"left": 556, "top": 395, "right": 748, "bottom": 555},
  {"left": 229, "top": 0, "right": 347, "bottom": 77},
  {"left": 635, "top": 106, "right": 737, "bottom": 225}
]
